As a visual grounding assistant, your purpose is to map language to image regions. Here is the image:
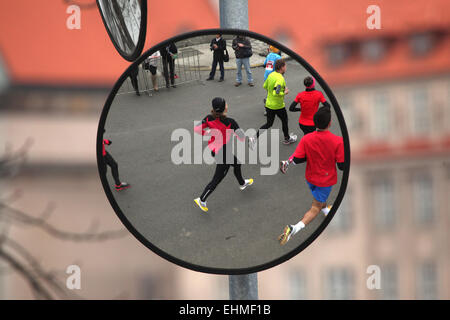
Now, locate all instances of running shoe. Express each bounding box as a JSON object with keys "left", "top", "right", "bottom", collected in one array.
[
  {"left": 248, "top": 136, "right": 257, "bottom": 150},
  {"left": 321, "top": 205, "right": 332, "bottom": 216},
  {"left": 280, "top": 160, "right": 290, "bottom": 174},
  {"left": 282, "top": 134, "right": 297, "bottom": 145},
  {"left": 194, "top": 198, "right": 208, "bottom": 212},
  {"left": 115, "top": 182, "right": 130, "bottom": 191},
  {"left": 278, "top": 225, "right": 293, "bottom": 245},
  {"left": 248, "top": 82, "right": 255, "bottom": 87},
  {"left": 234, "top": 82, "right": 242, "bottom": 87},
  {"left": 239, "top": 179, "right": 254, "bottom": 190}
]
